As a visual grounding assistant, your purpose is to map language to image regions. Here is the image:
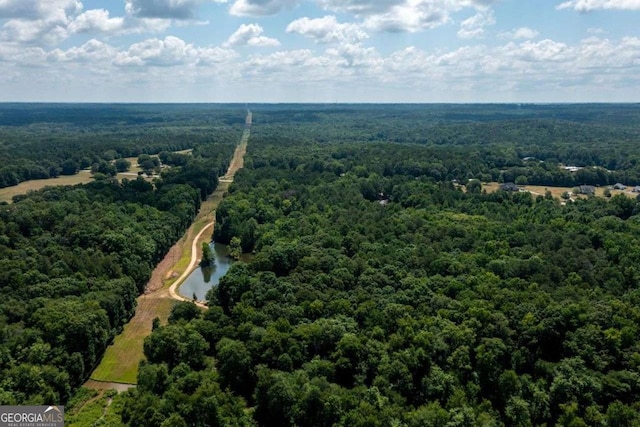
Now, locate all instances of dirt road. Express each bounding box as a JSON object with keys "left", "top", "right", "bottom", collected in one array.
[{"left": 168, "top": 221, "right": 213, "bottom": 308}]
